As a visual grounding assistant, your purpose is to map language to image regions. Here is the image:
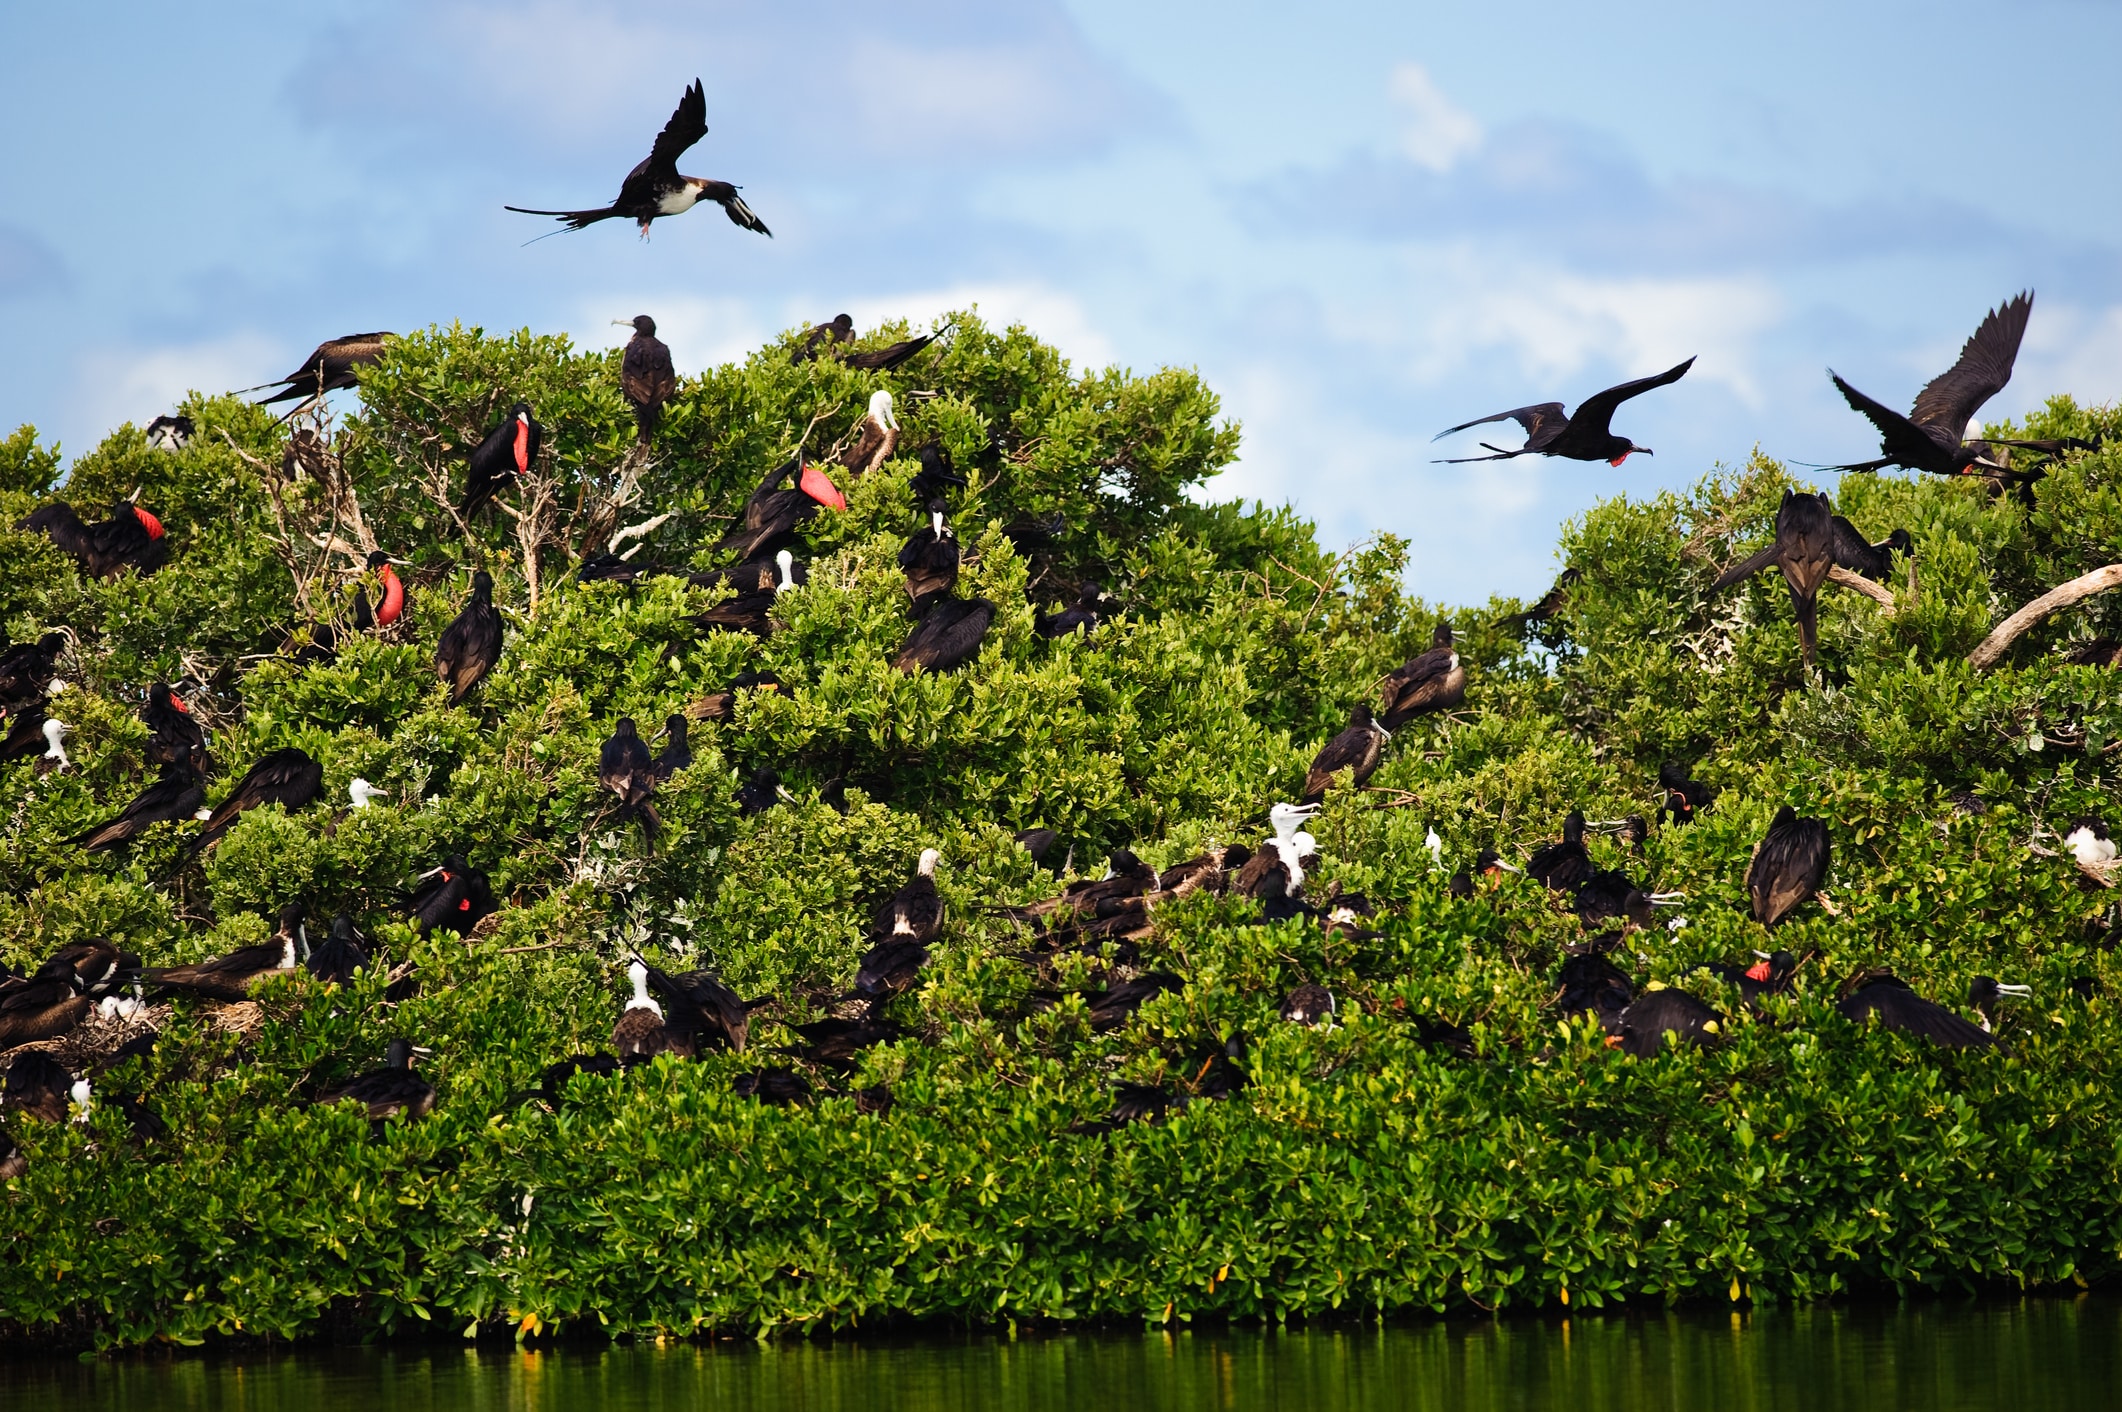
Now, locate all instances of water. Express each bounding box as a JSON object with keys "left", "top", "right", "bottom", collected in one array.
[{"left": 2, "top": 1300, "right": 2115, "bottom": 1410}]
